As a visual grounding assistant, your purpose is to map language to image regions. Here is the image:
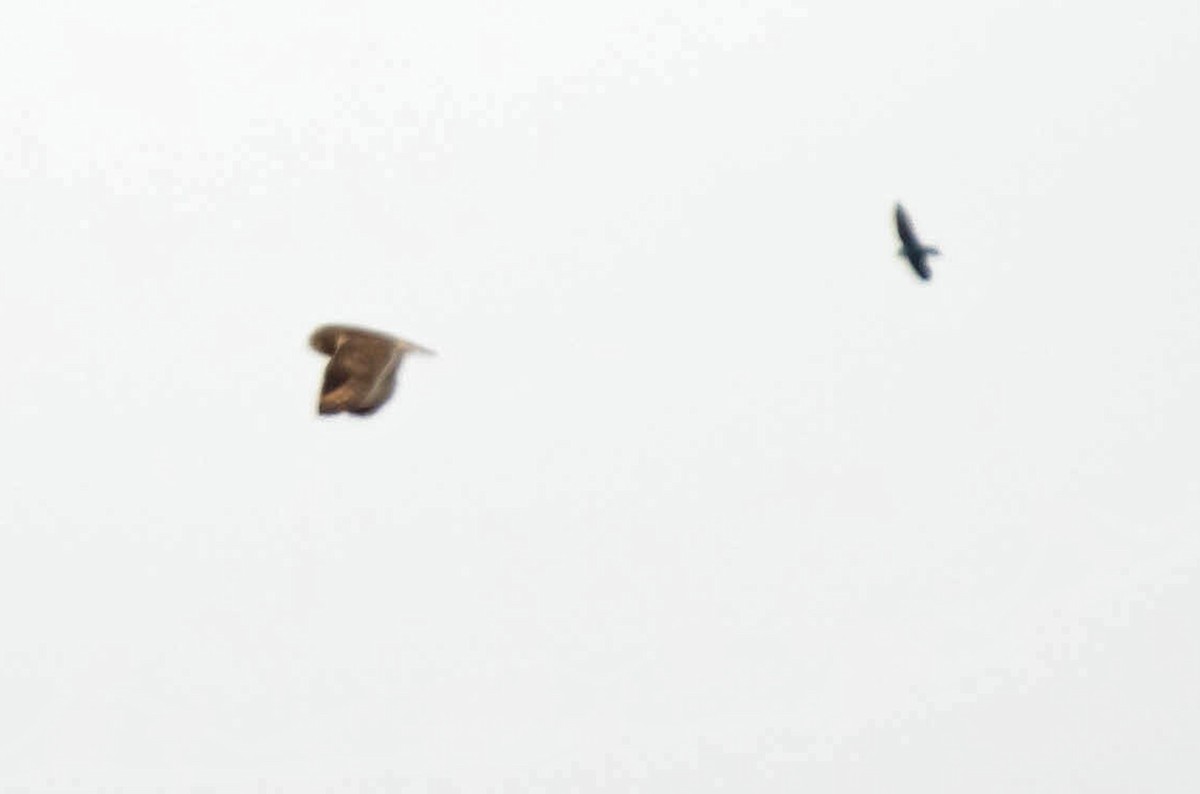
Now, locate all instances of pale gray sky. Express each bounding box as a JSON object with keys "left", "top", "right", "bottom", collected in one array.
[{"left": 1, "top": 1, "right": 1198, "bottom": 791}]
